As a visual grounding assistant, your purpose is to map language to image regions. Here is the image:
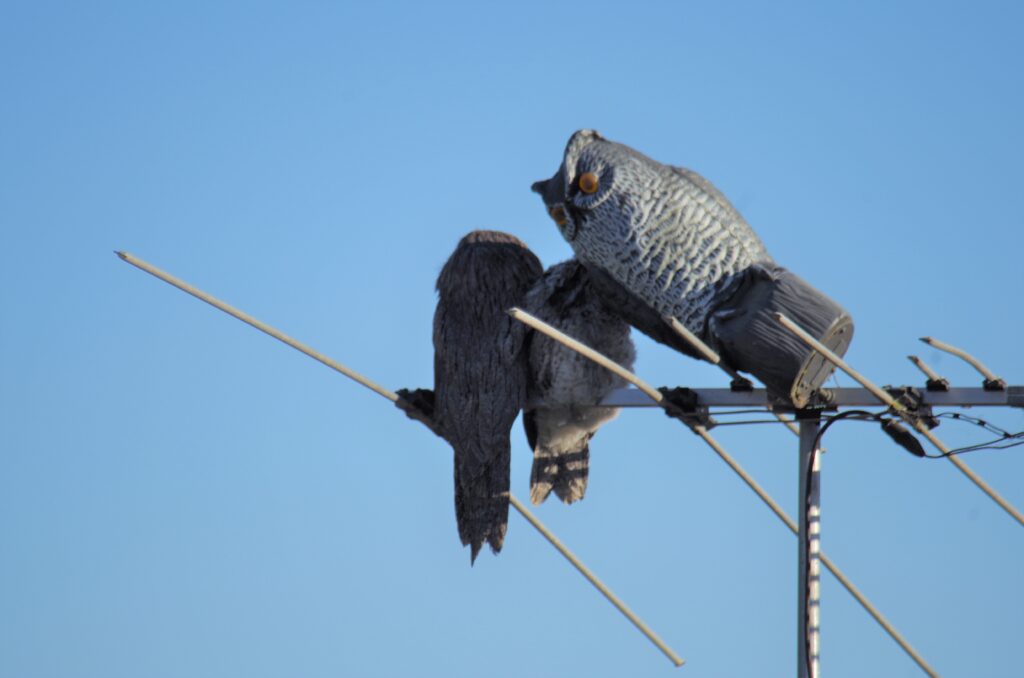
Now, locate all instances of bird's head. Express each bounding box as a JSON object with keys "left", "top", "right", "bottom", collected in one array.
[{"left": 531, "top": 129, "right": 661, "bottom": 244}]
